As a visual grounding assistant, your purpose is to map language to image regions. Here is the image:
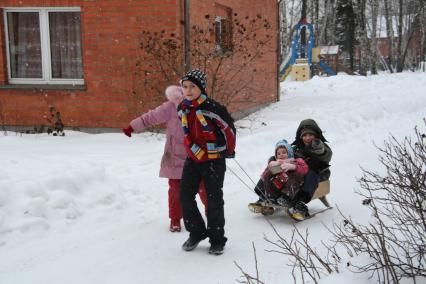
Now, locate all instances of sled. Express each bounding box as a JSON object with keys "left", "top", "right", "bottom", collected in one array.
[
  {"left": 311, "top": 180, "right": 331, "bottom": 207},
  {"left": 248, "top": 180, "right": 332, "bottom": 221}
]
